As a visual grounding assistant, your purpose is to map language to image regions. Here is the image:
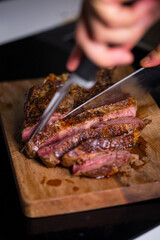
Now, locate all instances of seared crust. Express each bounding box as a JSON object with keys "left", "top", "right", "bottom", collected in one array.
[
  {"left": 23, "top": 73, "right": 72, "bottom": 128},
  {"left": 59, "top": 97, "right": 137, "bottom": 127}
]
